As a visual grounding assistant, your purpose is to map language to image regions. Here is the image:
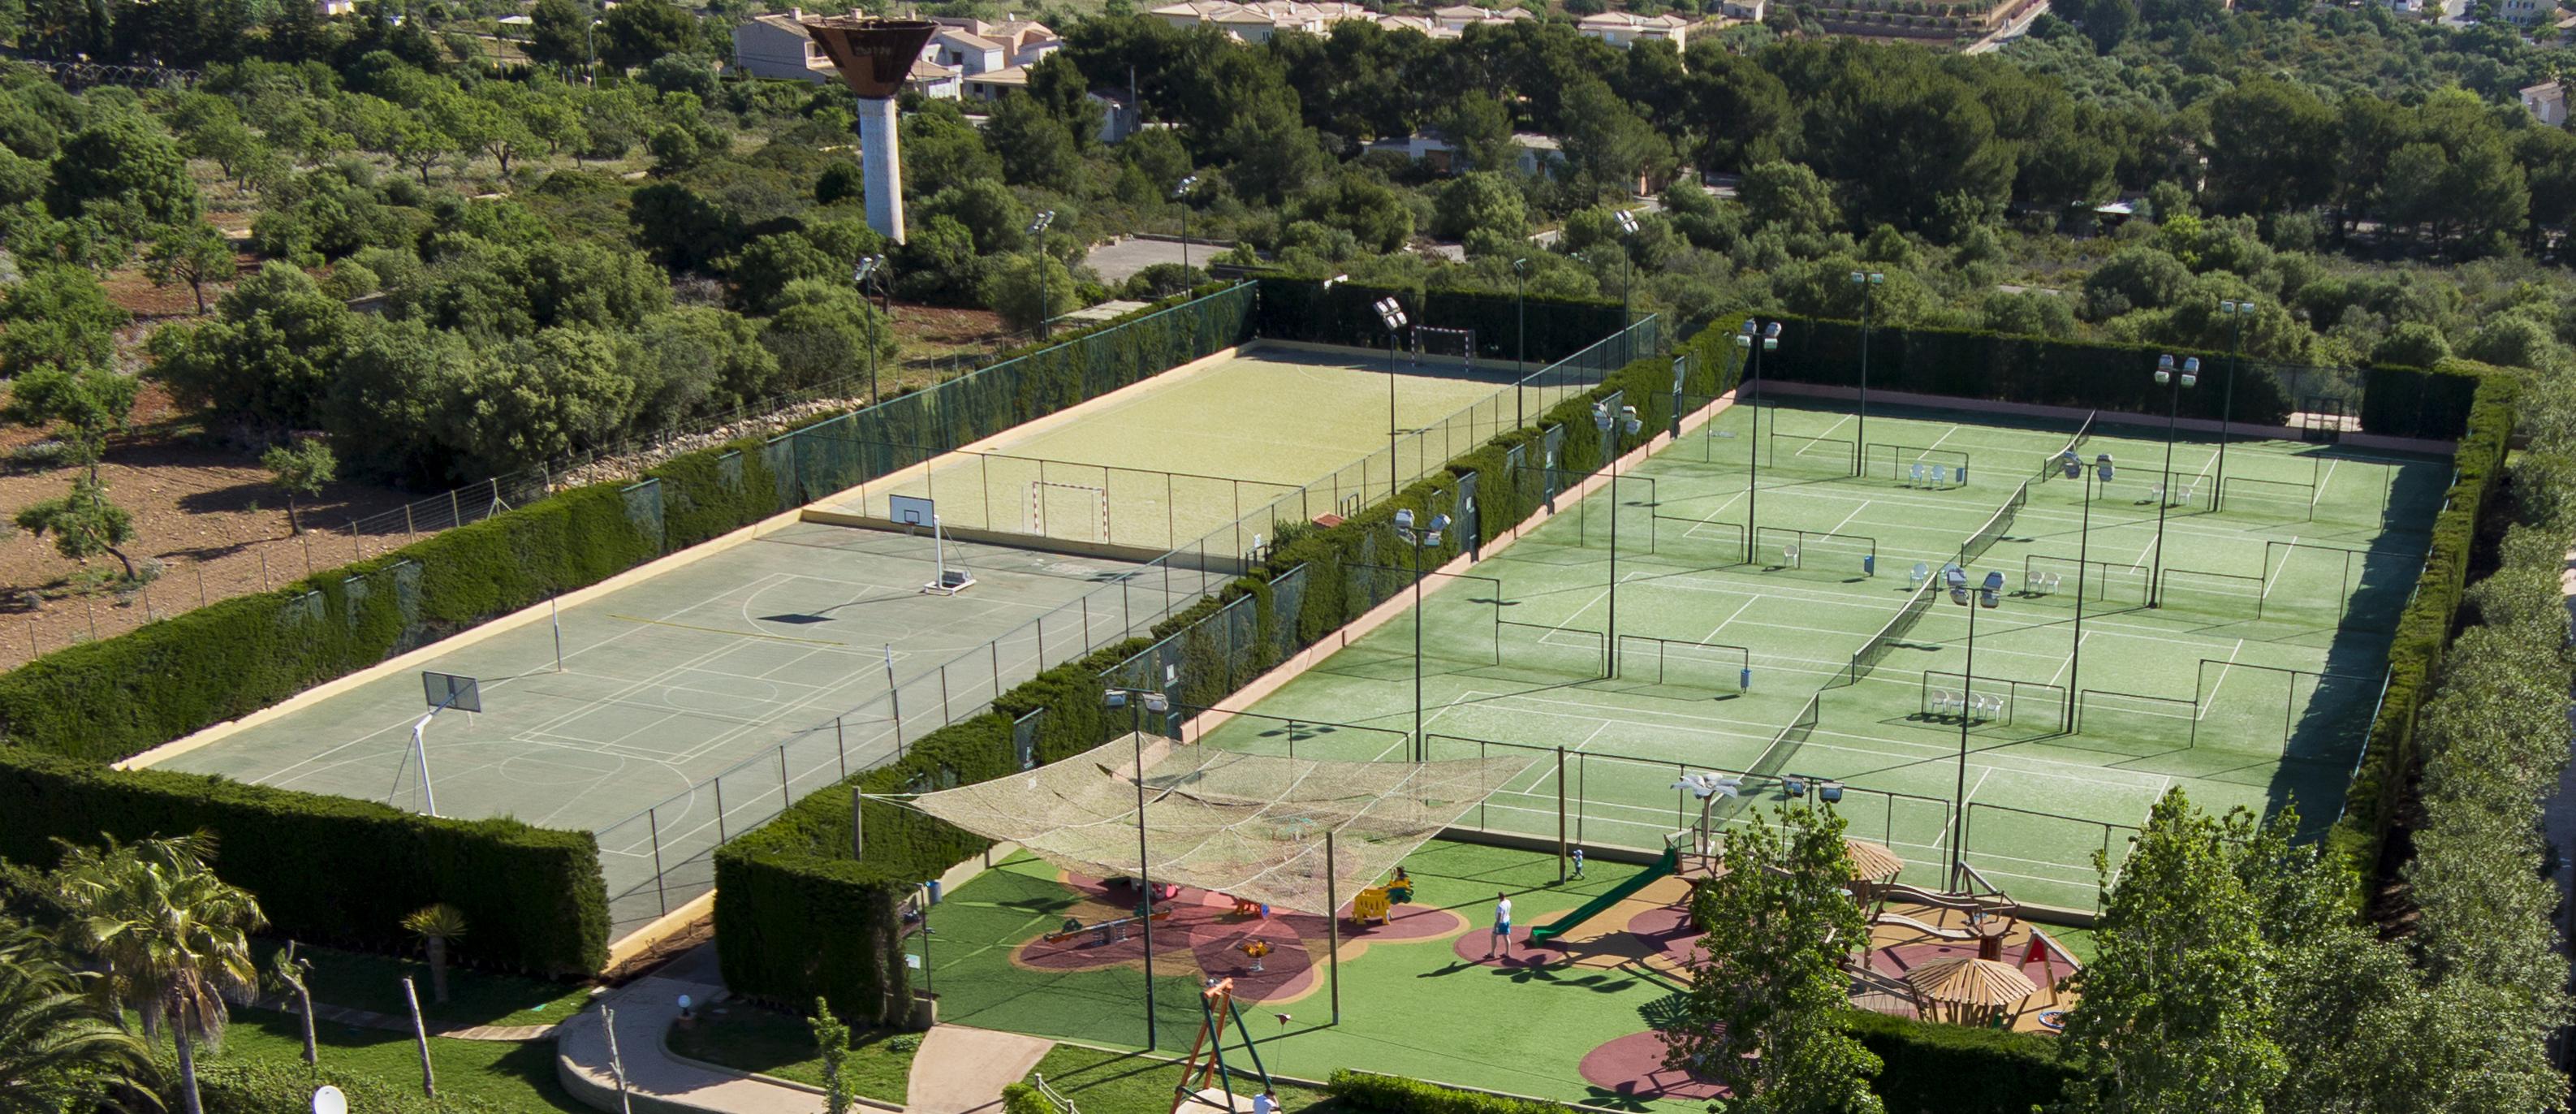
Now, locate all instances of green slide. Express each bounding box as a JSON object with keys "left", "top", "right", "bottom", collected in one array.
[{"left": 1527, "top": 846, "right": 1681, "bottom": 943}]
